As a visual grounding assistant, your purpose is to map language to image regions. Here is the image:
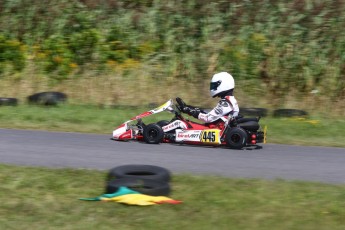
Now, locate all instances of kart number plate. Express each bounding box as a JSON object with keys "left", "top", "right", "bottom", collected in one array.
[
  {"left": 175, "top": 129, "right": 221, "bottom": 144},
  {"left": 200, "top": 129, "right": 220, "bottom": 144}
]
